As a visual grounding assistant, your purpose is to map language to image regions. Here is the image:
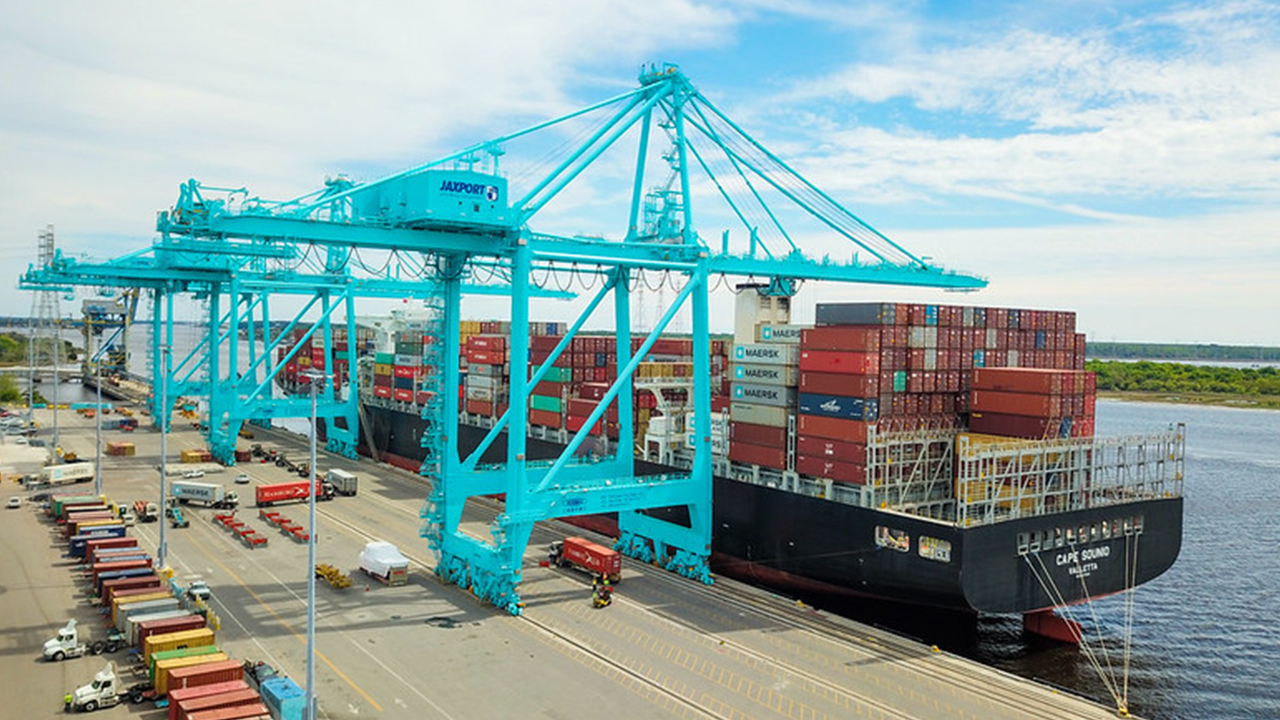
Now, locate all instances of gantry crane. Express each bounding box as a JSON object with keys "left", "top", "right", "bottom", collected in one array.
[{"left": 23, "top": 64, "right": 984, "bottom": 613}]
